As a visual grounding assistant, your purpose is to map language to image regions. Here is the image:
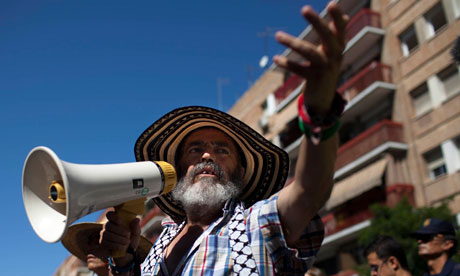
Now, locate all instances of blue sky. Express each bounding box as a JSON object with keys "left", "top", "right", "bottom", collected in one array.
[{"left": 0, "top": 0, "right": 326, "bottom": 274}]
